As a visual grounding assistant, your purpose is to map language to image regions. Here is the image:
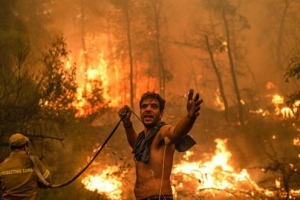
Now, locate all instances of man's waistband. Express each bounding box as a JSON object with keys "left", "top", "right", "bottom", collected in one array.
[{"left": 139, "top": 195, "right": 173, "bottom": 200}]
